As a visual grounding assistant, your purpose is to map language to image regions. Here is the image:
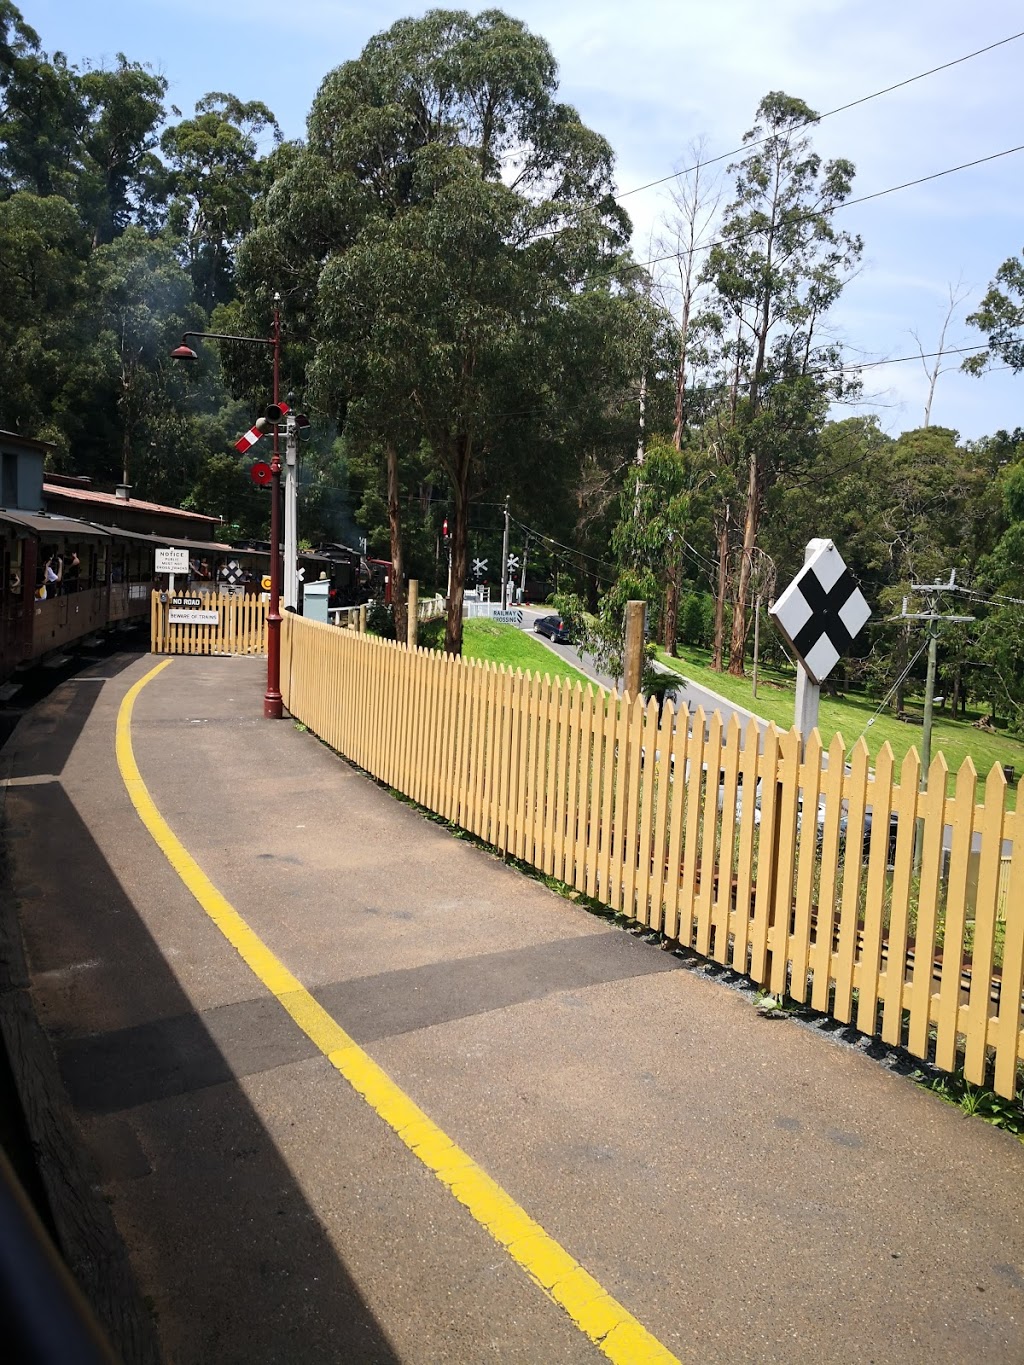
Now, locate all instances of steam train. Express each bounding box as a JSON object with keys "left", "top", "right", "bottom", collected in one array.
[{"left": 0, "top": 510, "right": 366, "bottom": 685}]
